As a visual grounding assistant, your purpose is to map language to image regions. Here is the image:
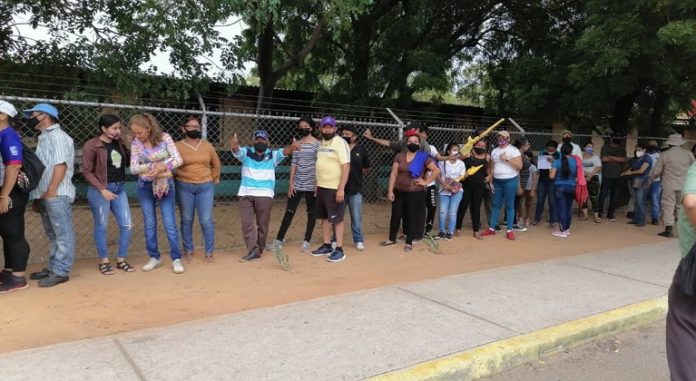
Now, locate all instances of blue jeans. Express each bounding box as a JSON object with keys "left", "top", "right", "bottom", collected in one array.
[
  {"left": 176, "top": 181, "right": 215, "bottom": 255},
  {"left": 554, "top": 184, "right": 576, "bottom": 232},
  {"left": 87, "top": 183, "right": 132, "bottom": 259},
  {"left": 40, "top": 196, "right": 75, "bottom": 277},
  {"left": 439, "top": 191, "right": 464, "bottom": 233},
  {"left": 346, "top": 192, "right": 364, "bottom": 243},
  {"left": 535, "top": 178, "right": 556, "bottom": 223},
  {"left": 137, "top": 178, "right": 181, "bottom": 260},
  {"left": 633, "top": 187, "right": 649, "bottom": 226},
  {"left": 649, "top": 181, "right": 662, "bottom": 221},
  {"left": 489, "top": 177, "right": 518, "bottom": 231}
]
